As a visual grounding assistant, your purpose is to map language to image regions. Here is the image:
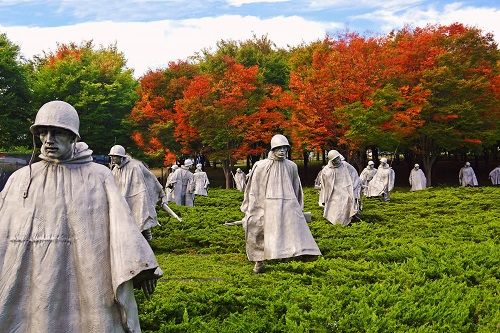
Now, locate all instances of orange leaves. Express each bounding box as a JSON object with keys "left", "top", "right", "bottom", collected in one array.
[{"left": 463, "top": 138, "right": 482, "bottom": 145}]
